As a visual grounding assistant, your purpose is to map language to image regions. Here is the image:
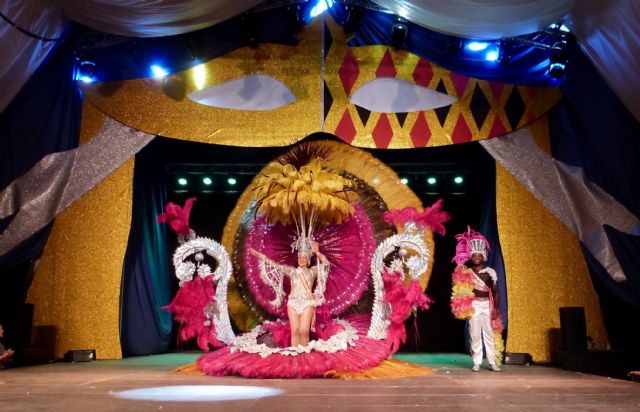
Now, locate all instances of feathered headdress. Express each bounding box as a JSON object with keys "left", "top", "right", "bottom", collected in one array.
[
  {"left": 253, "top": 144, "right": 359, "bottom": 254},
  {"left": 381, "top": 199, "right": 450, "bottom": 235},
  {"left": 453, "top": 226, "right": 490, "bottom": 265}
]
